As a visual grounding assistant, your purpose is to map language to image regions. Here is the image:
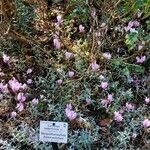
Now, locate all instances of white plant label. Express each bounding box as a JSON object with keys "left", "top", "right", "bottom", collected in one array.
[{"left": 39, "top": 121, "right": 68, "bottom": 143}]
